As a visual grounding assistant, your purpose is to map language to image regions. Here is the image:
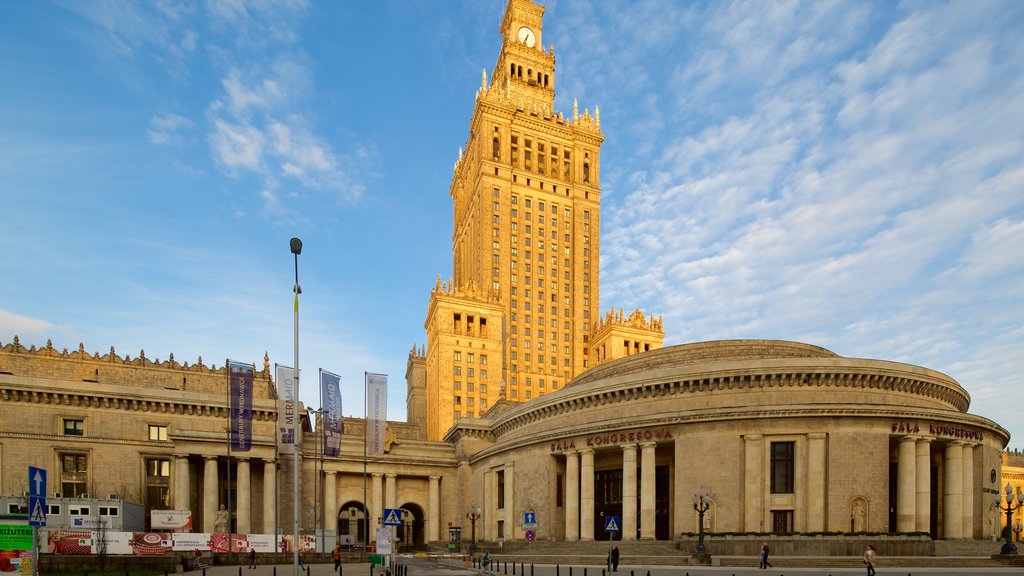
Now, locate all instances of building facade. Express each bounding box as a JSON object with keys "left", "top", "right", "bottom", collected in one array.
[{"left": 409, "top": 0, "right": 665, "bottom": 441}]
